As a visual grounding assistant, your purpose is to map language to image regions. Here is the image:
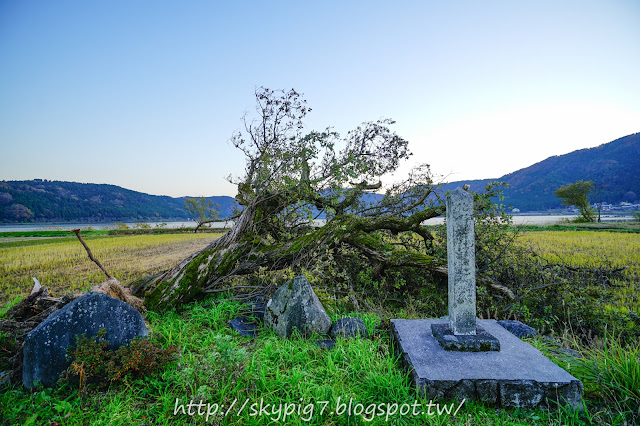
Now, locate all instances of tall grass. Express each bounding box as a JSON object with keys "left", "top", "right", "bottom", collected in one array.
[{"left": 572, "top": 334, "right": 640, "bottom": 419}]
